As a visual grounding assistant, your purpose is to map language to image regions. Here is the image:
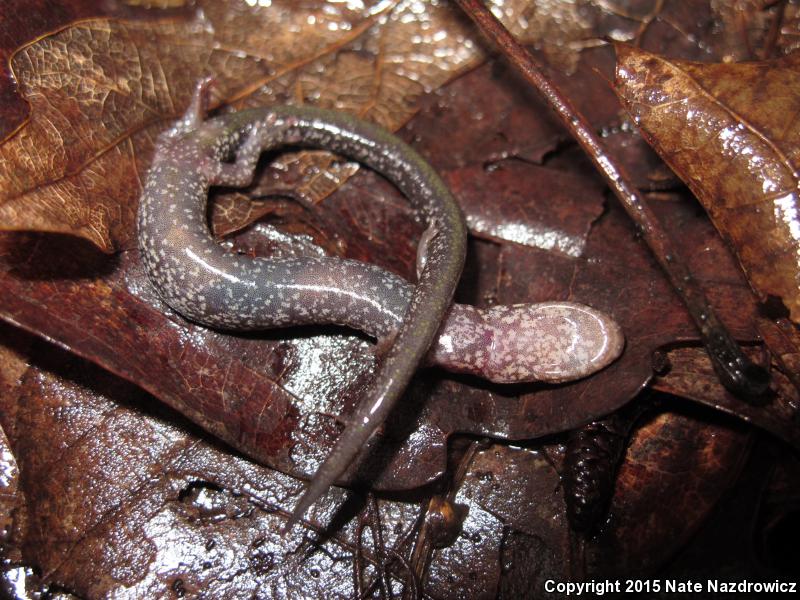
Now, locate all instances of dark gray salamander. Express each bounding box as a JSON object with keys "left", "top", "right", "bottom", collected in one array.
[
  {"left": 138, "top": 83, "right": 624, "bottom": 530},
  {"left": 139, "top": 83, "right": 466, "bottom": 529}
]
